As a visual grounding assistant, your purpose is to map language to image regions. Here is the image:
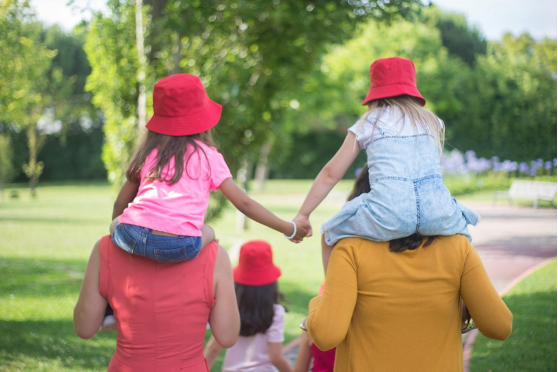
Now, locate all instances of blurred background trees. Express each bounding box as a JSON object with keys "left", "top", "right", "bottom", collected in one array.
[{"left": 0, "top": 0, "right": 556, "bottom": 193}]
